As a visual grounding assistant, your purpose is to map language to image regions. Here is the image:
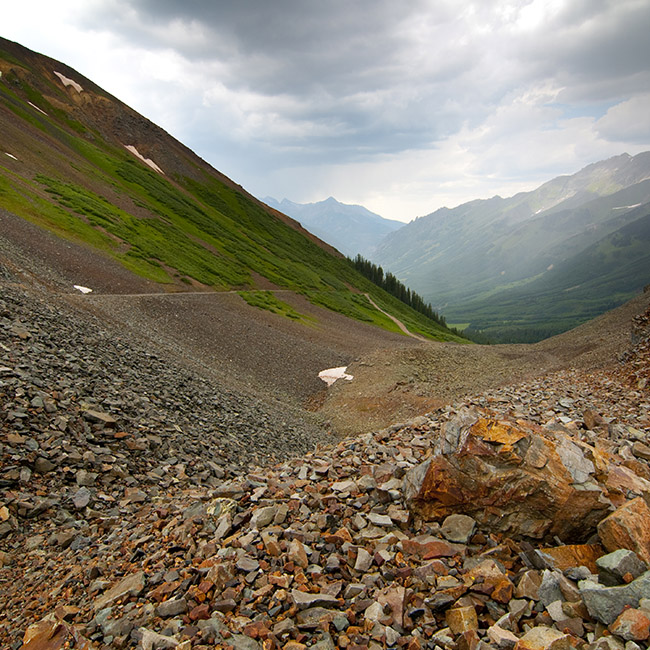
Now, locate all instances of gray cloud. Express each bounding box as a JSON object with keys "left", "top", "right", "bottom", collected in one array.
[
  {"left": 77, "top": 0, "right": 489, "bottom": 154},
  {"left": 5, "top": 0, "right": 649, "bottom": 219}
]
